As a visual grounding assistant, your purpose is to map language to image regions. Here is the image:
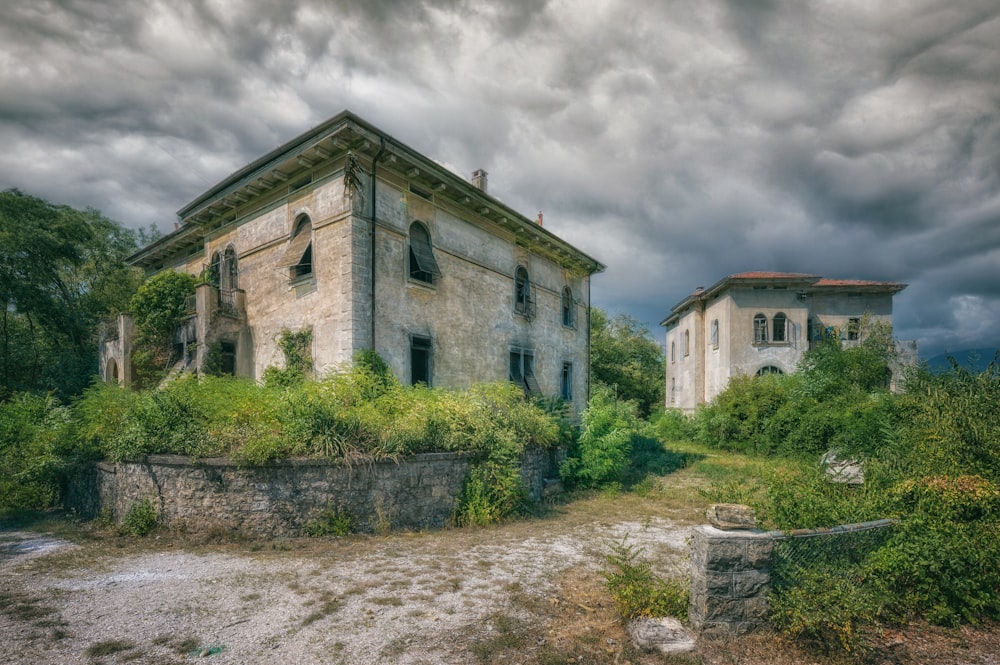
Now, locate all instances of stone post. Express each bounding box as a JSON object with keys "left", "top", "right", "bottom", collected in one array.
[{"left": 689, "top": 505, "right": 774, "bottom": 636}]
